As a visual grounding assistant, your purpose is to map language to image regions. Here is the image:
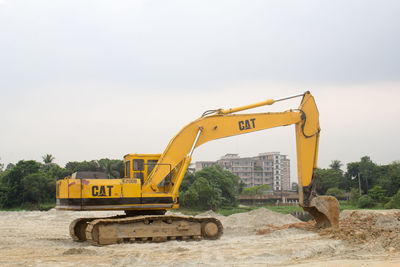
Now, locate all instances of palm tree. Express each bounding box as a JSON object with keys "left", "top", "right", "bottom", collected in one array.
[
  {"left": 98, "top": 159, "right": 120, "bottom": 178},
  {"left": 42, "top": 154, "right": 55, "bottom": 164},
  {"left": 329, "top": 160, "right": 342, "bottom": 171},
  {"left": 41, "top": 154, "right": 55, "bottom": 172}
]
